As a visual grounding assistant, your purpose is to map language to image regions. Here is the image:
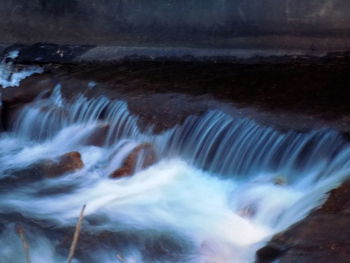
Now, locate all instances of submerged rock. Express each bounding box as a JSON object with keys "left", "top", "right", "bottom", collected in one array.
[
  {"left": 39, "top": 151, "right": 84, "bottom": 178},
  {"left": 238, "top": 204, "right": 257, "bottom": 218},
  {"left": 110, "top": 143, "right": 157, "bottom": 178},
  {"left": 57, "top": 228, "right": 191, "bottom": 263},
  {"left": 256, "top": 180, "right": 350, "bottom": 263},
  {"left": 82, "top": 122, "right": 110, "bottom": 146},
  {"left": 0, "top": 152, "right": 84, "bottom": 190},
  {"left": 273, "top": 176, "right": 287, "bottom": 186}
]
